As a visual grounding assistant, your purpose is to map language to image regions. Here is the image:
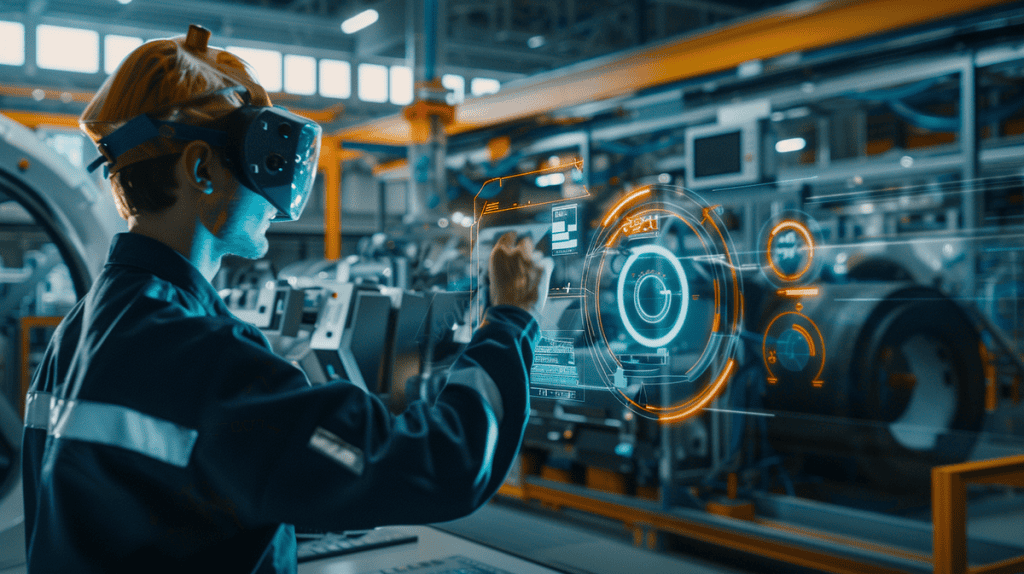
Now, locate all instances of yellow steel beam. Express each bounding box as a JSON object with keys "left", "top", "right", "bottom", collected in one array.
[{"left": 333, "top": 0, "right": 1018, "bottom": 146}]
